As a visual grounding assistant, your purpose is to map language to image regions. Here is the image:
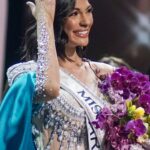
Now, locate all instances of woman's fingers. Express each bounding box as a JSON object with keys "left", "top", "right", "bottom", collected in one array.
[
  {"left": 26, "top": 0, "right": 56, "bottom": 21},
  {"left": 26, "top": 1, "right": 36, "bottom": 18},
  {"left": 39, "top": 0, "right": 56, "bottom": 21}
]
